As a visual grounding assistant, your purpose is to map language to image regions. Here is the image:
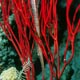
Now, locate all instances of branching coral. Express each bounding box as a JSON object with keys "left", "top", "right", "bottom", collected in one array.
[{"left": 0, "top": 0, "right": 80, "bottom": 80}]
